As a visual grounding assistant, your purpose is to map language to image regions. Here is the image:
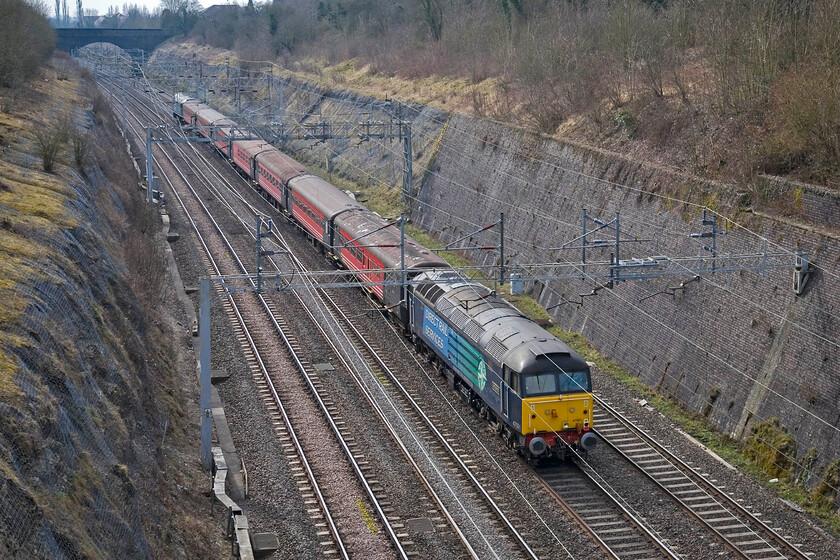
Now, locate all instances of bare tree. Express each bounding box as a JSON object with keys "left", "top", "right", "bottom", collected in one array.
[
  {"left": 160, "top": 0, "right": 201, "bottom": 34},
  {"left": 637, "top": 7, "right": 670, "bottom": 97},
  {"left": 0, "top": 0, "right": 56, "bottom": 88},
  {"left": 421, "top": 0, "right": 443, "bottom": 41},
  {"left": 72, "top": 129, "right": 89, "bottom": 169}
]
